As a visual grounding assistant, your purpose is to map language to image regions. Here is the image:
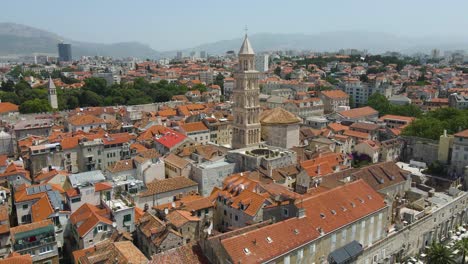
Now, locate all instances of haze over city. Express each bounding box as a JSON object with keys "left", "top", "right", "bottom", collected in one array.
[{"left": 2, "top": 0, "right": 468, "bottom": 50}]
